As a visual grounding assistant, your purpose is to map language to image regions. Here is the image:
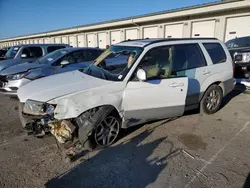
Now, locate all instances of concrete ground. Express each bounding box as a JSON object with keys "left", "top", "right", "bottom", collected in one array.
[{"left": 0, "top": 86, "right": 250, "bottom": 188}]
